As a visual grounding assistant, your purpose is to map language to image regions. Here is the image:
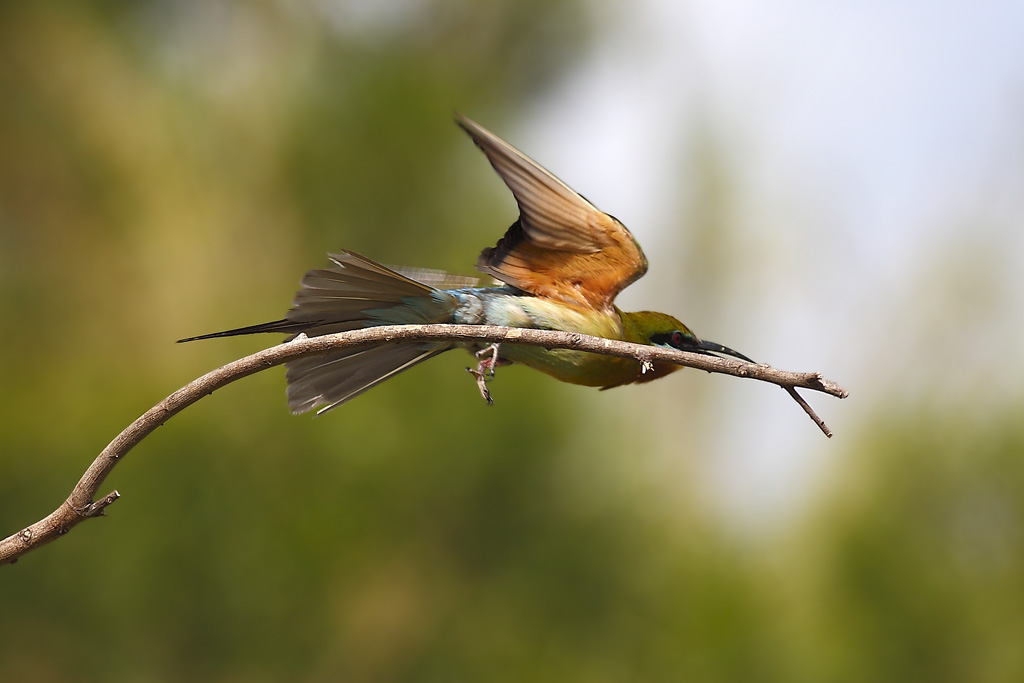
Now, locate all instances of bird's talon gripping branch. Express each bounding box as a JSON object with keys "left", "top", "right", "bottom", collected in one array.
[{"left": 475, "top": 343, "right": 503, "bottom": 379}]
